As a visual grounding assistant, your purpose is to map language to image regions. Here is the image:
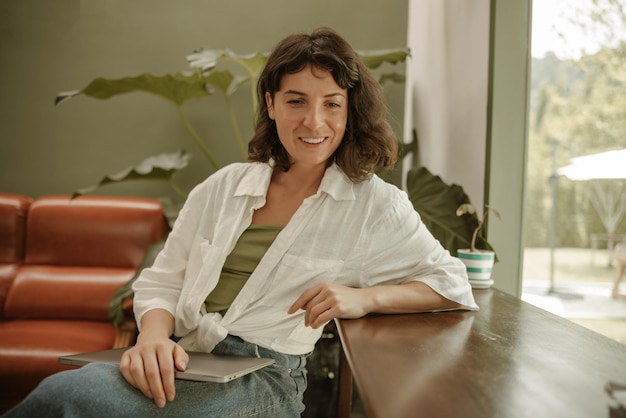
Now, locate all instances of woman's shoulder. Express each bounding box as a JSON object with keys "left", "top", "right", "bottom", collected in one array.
[
  {"left": 354, "top": 174, "right": 417, "bottom": 220},
  {"left": 357, "top": 174, "right": 407, "bottom": 201}
]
